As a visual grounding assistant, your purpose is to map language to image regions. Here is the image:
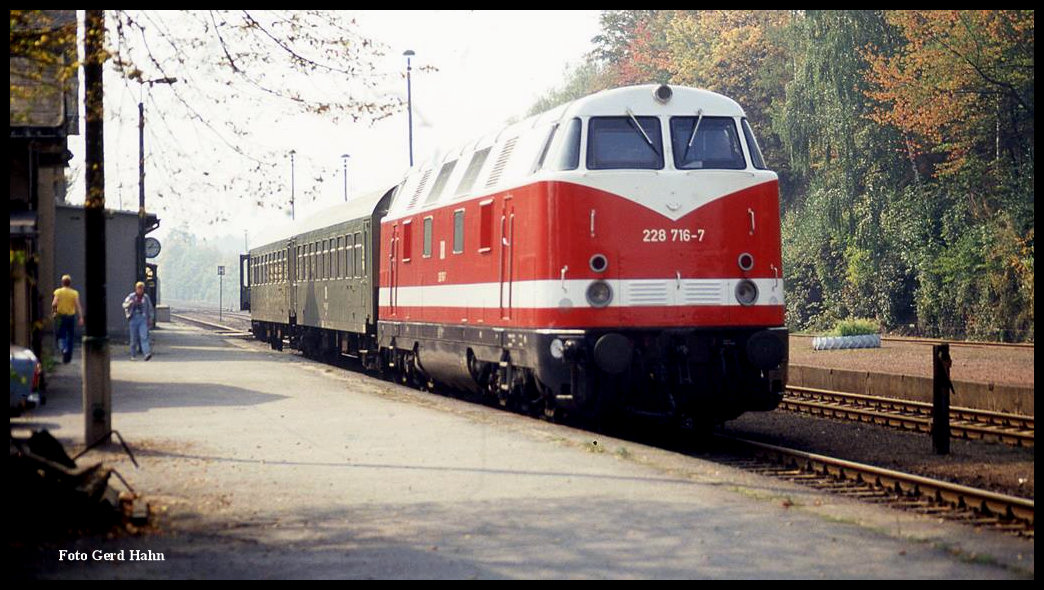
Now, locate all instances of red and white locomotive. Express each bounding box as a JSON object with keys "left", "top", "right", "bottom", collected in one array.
[
  {"left": 246, "top": 84, "right": 787, "bottom": 427},
  {"left": 376, "top": 83, "right": 786, "bottom": 424}
]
